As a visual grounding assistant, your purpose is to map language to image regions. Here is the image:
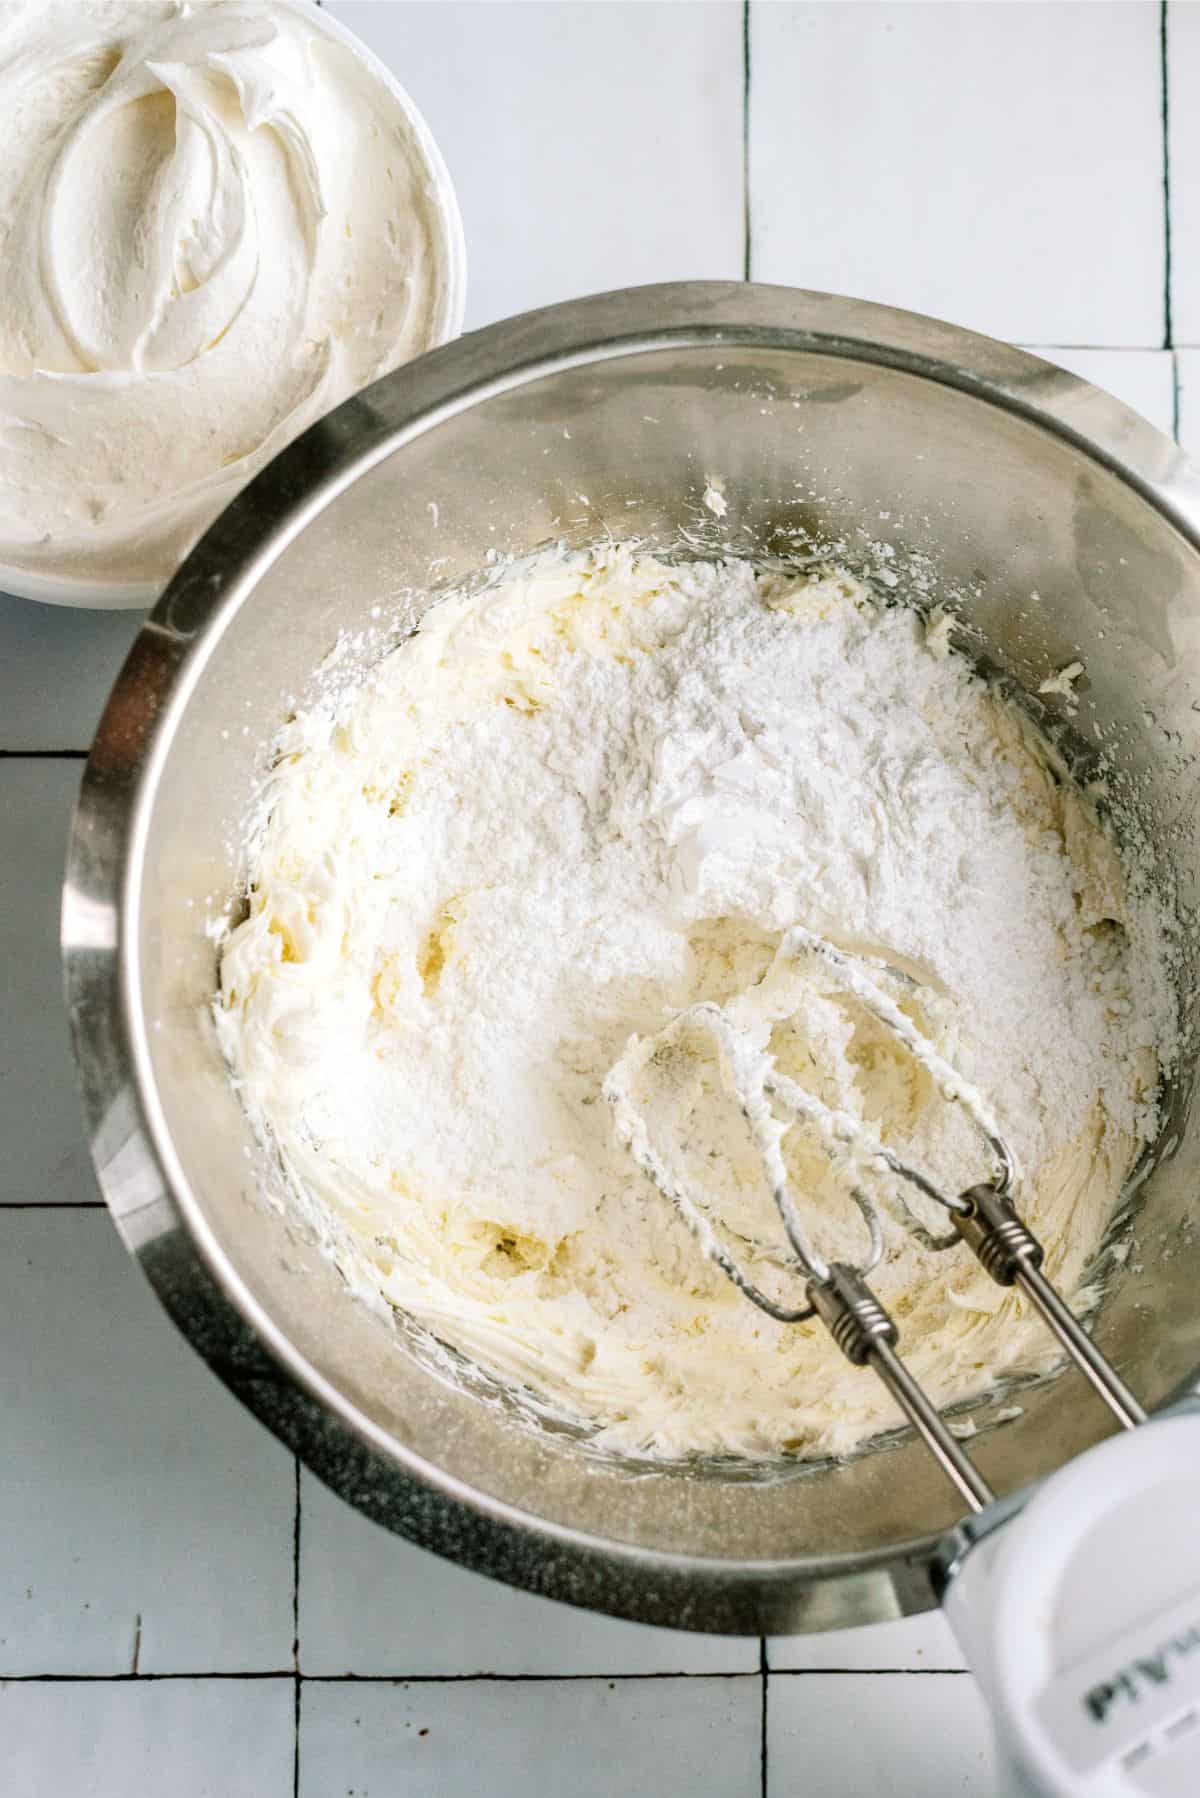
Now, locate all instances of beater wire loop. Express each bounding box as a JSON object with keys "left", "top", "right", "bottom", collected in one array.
[
  {"left": 777, "top": 926, "right": 1019, "bottom": 1202},
  {"left": 603, "top": 926, "right": 1023, "bottom": 1317},
  {"left": 605, "top": 926, "right": 1145, "bottom": 1500}
]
